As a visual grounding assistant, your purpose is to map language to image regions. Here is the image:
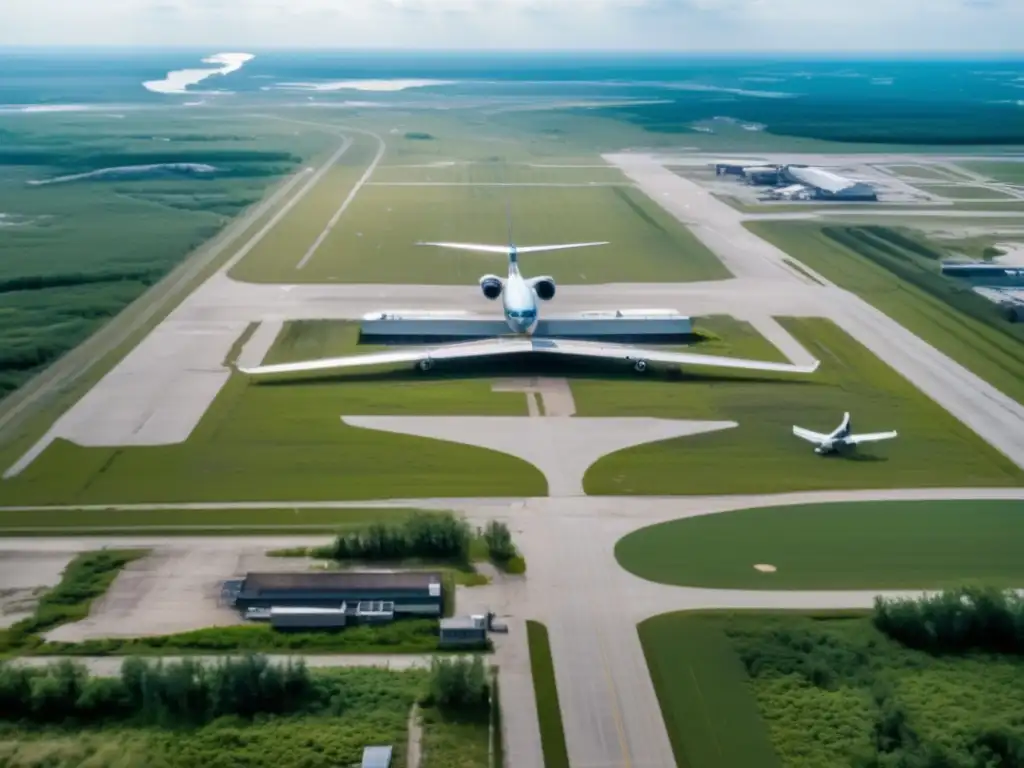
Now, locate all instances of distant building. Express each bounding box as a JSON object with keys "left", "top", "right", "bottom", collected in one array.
[
  {"left": 742, "top": 166, "right": 782, "bottom": 185},
  {"left": 714, "top": 163, "right": 746, "bottom": 176},
  {"left": 226, "top": 571, "right": 445, "bottom": 618},
  {"left": 781, "top": 166, "right": 878, "bottom": 201}
]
